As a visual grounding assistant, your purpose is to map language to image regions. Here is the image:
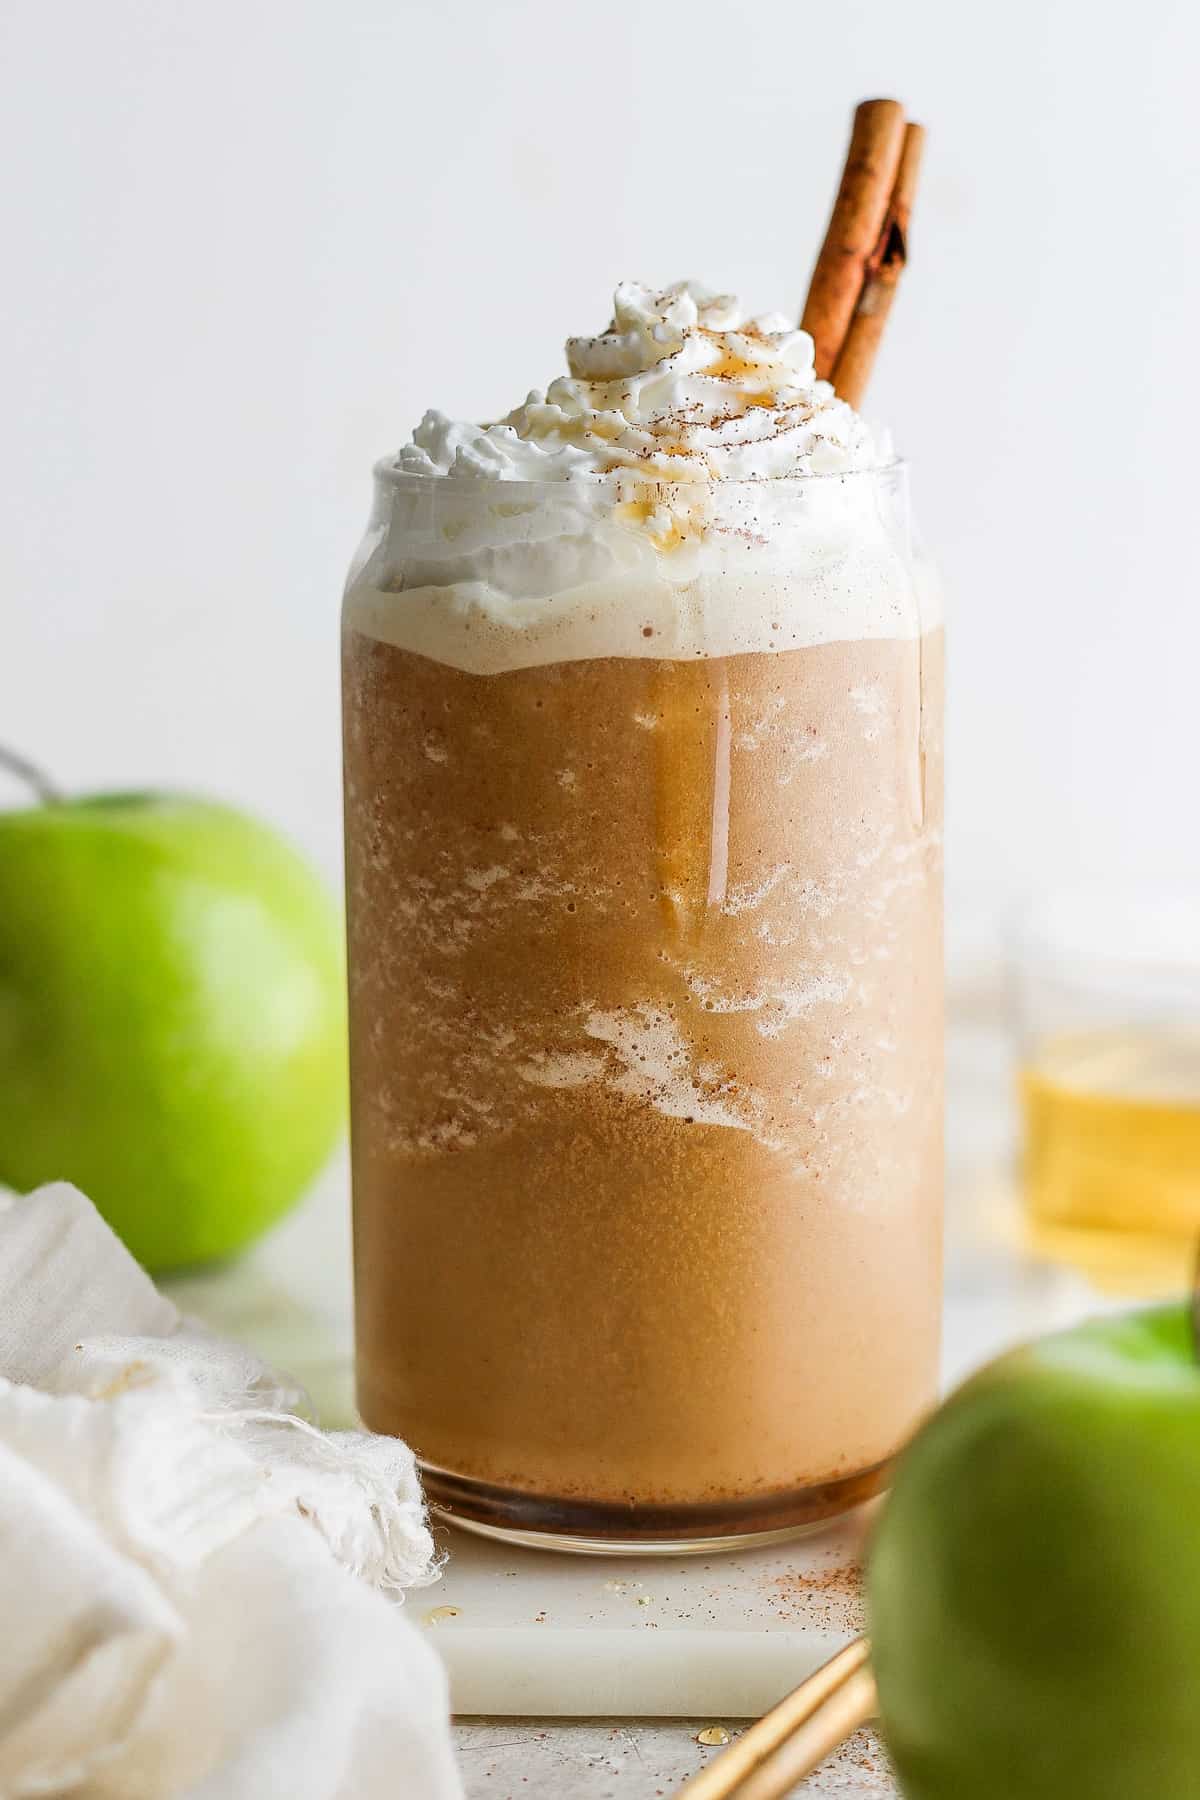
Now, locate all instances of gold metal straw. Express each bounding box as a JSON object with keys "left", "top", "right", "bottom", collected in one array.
[{"left": 677, "top": 1638, "right": 877, "bottom": 1799}]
